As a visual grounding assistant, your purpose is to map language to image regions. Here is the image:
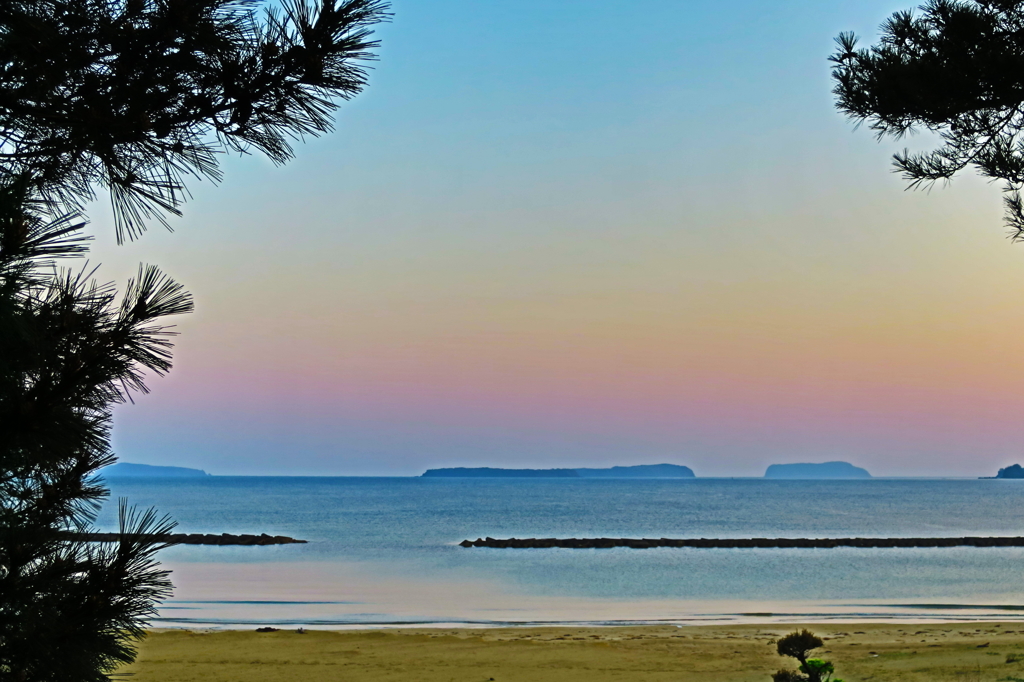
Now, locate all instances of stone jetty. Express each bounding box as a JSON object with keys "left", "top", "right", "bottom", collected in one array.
[
  {"left": 72, "top": 532, "right": 306, "bottom": 546},
  {"left": 459, "top": 536, "right": 1024, "bottom": 549}
]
